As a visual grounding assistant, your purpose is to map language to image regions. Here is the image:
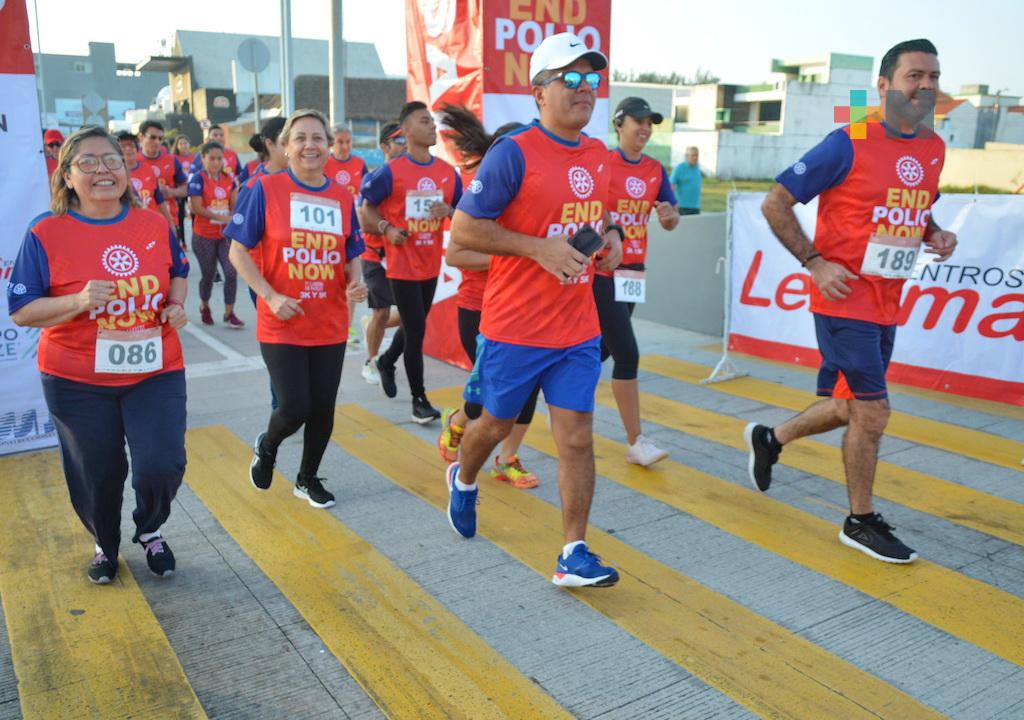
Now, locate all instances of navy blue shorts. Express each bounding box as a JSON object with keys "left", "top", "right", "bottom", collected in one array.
[
  {"left": 814, "top": 313, "right": 896, "bottom": 401},
  {"left": 464, "top": 336, "right": 602, "bottom": 419}
]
